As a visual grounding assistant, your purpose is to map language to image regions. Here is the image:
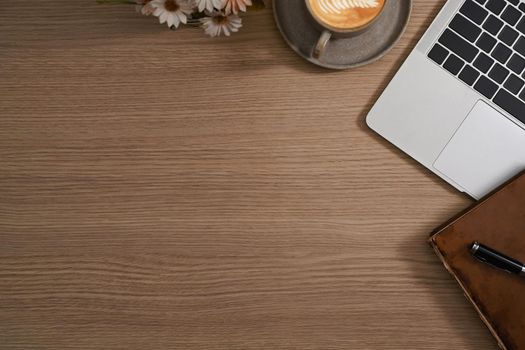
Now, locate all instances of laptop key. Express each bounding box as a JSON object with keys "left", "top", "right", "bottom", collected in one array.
[
  {"left": 473, "top": 52, "right": 495, "bottom": 72},
  {"left": 474, "top": 76, "right": 499, "bottom": 98},
  {"left": 483, "top": 15, "right": 504, "bottom": 35},
  {"left": 439, "top": 29, "right": 479, "bottom": 62},
  {"left": 459, "top": 65, "right": 480, "bottom": 85},
  {"left": 501, "top": 5, "right": 522, "bottom": 25},
  {"left": 460, "top": 0, "right": 489, "bottom": 24},
  {"left": 507, "top": 54, "right": 525, "bottom": 74},
  {"left": 517, "top": 17, "right": 525, "bottom": 34},
  {"left": 476, "top": 32, "right": 497, "bottom": 53},
  {"left": 520, "top": 3, "right": 525, "bottom": 13},
  {"left": 443, "top": 54, "right": 465, "bottom": 75},
  {"left": 489, "top": 63, "right": 510, "bottom": 83},
  {"left": 514, "top": 36, "right": 525, "bottom": 56},
  {"left": 491, "top": 43, "right": 512, "bottom": 63},
  {"left": 508, "top": 0, "right": 519, "bottom": 5},
  {"left": 519, "top": 88, "right": 525, "bottom": 99},
  {"left": 428, "top": 44, "right": 449, "bottom": 64},
  {"left": 449, "top": 13, "right": 482, "bottom": 42},
  {"left": 498, "top": 26, "right": 519, "bottom": 46},
  {"left": 493, "top": 89, "right": 525, "bottom": 124},
  {"left": 519, "top": 88, "right": 525, "bottom": 100},
  {"left": 503, "top": 74, "right": 524, "bottom": 94},
  {"left": 485, "top": 0, "right": 506, "bottom": 15}
]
